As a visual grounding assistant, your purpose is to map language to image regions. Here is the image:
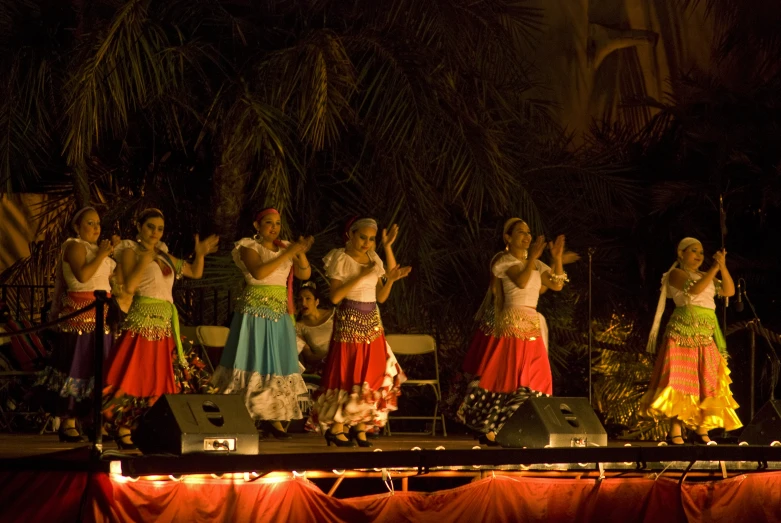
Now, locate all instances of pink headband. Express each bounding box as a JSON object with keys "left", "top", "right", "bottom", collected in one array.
[{"left": 255, "top": 208, "right": 280, "bottom": 222}]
